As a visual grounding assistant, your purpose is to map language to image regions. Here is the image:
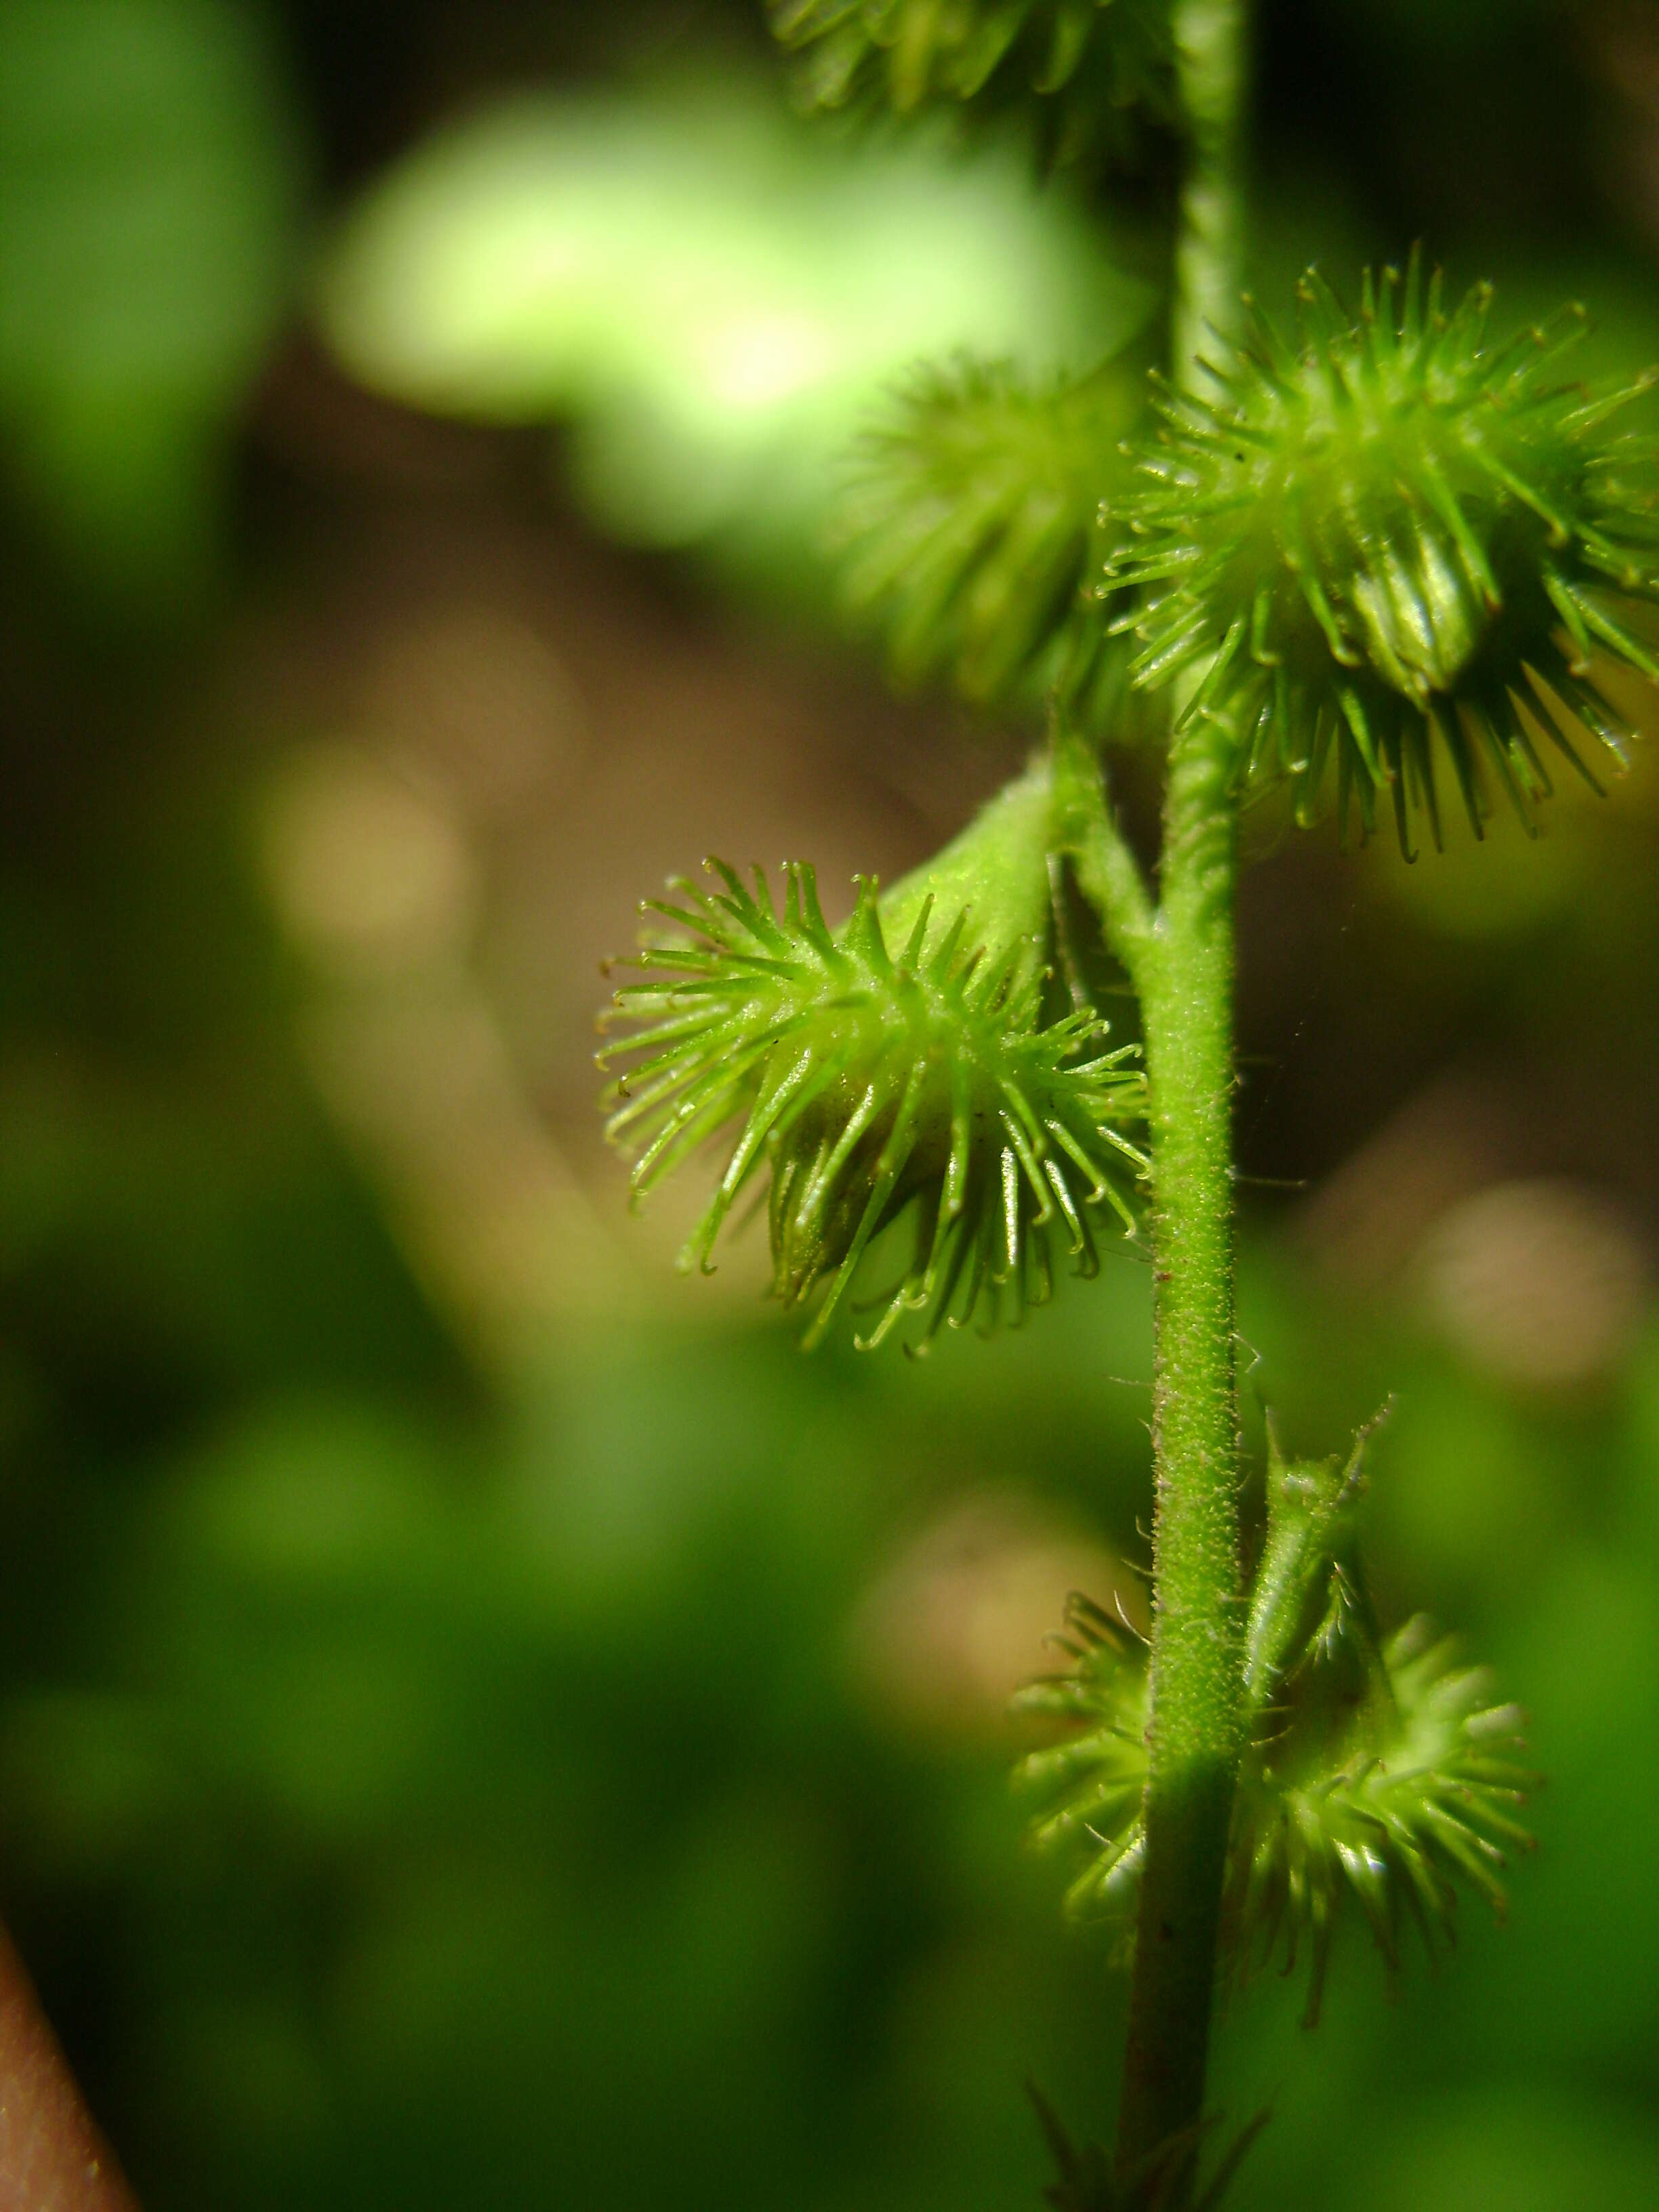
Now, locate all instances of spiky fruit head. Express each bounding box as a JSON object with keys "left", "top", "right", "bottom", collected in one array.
[
  {"left": 840, "top": 351, "right": 1148, "bottom": 729},
  {"left": 1015, "top": 1422, "right": 1536, "bottom": 2018},
  {"left": 769, "top": 0, "right": 1172, "bottom": 166},
  {"left": 1229, "top": 1614, "right": 1535, "bottom": 2026},
  {"left": 598, "top": 765, "right": 1146, "bottom": 1351},
  {"left": 1113, "top": 257, "right": 1659, "bottom": 850}
]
